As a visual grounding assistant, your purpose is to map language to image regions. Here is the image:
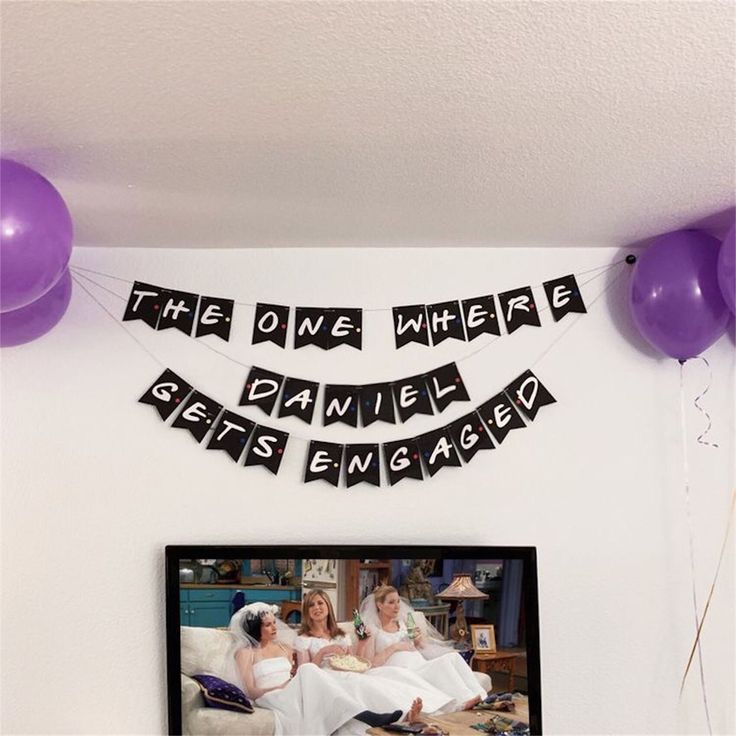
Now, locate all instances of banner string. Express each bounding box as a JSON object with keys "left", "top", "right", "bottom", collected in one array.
[
  {"left": 680, "top": 488, "right": 736, "bottom": 696},
  {"left": 71, "top": 262, "right": 626, "bottom": 446},
  {"left": 678, "top": 360, "right": 713, "bottom": 734},
  {"left": 69, "top": 258, "right": 626, "bottom": 312},
  {"left": 69, "top": 261, "right": 623, "bottom": 379}
]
